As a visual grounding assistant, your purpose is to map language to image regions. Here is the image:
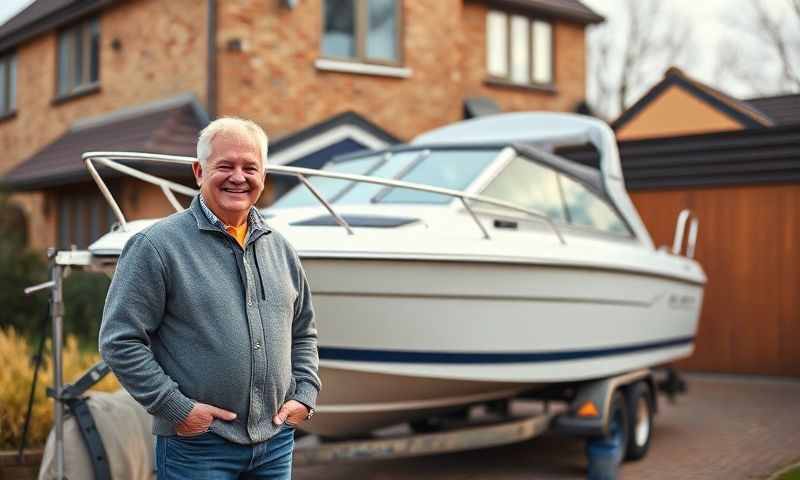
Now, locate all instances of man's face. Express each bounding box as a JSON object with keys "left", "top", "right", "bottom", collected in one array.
[{"left": 192, "top": 130, "right": 266, "bottom": 224}]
